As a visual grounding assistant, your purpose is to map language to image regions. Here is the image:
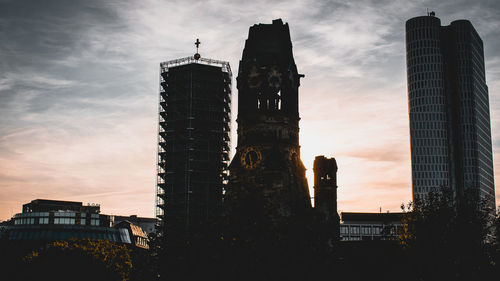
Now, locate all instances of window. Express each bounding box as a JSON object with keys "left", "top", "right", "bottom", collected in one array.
[
  {"left": 362, "top": 226, "right": 371, "bottom": 235},
  {"left": 351, "top": 226, "right": 360, "bottom": 234},
  {"left": 340, "top": 226, "right": 349, "bottom": 235}
]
